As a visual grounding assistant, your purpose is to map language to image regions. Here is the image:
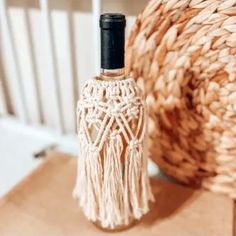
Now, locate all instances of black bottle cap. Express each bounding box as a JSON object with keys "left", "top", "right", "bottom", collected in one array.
[{"left": 100, "top": 13, "right": 126, "bottom": 69}]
